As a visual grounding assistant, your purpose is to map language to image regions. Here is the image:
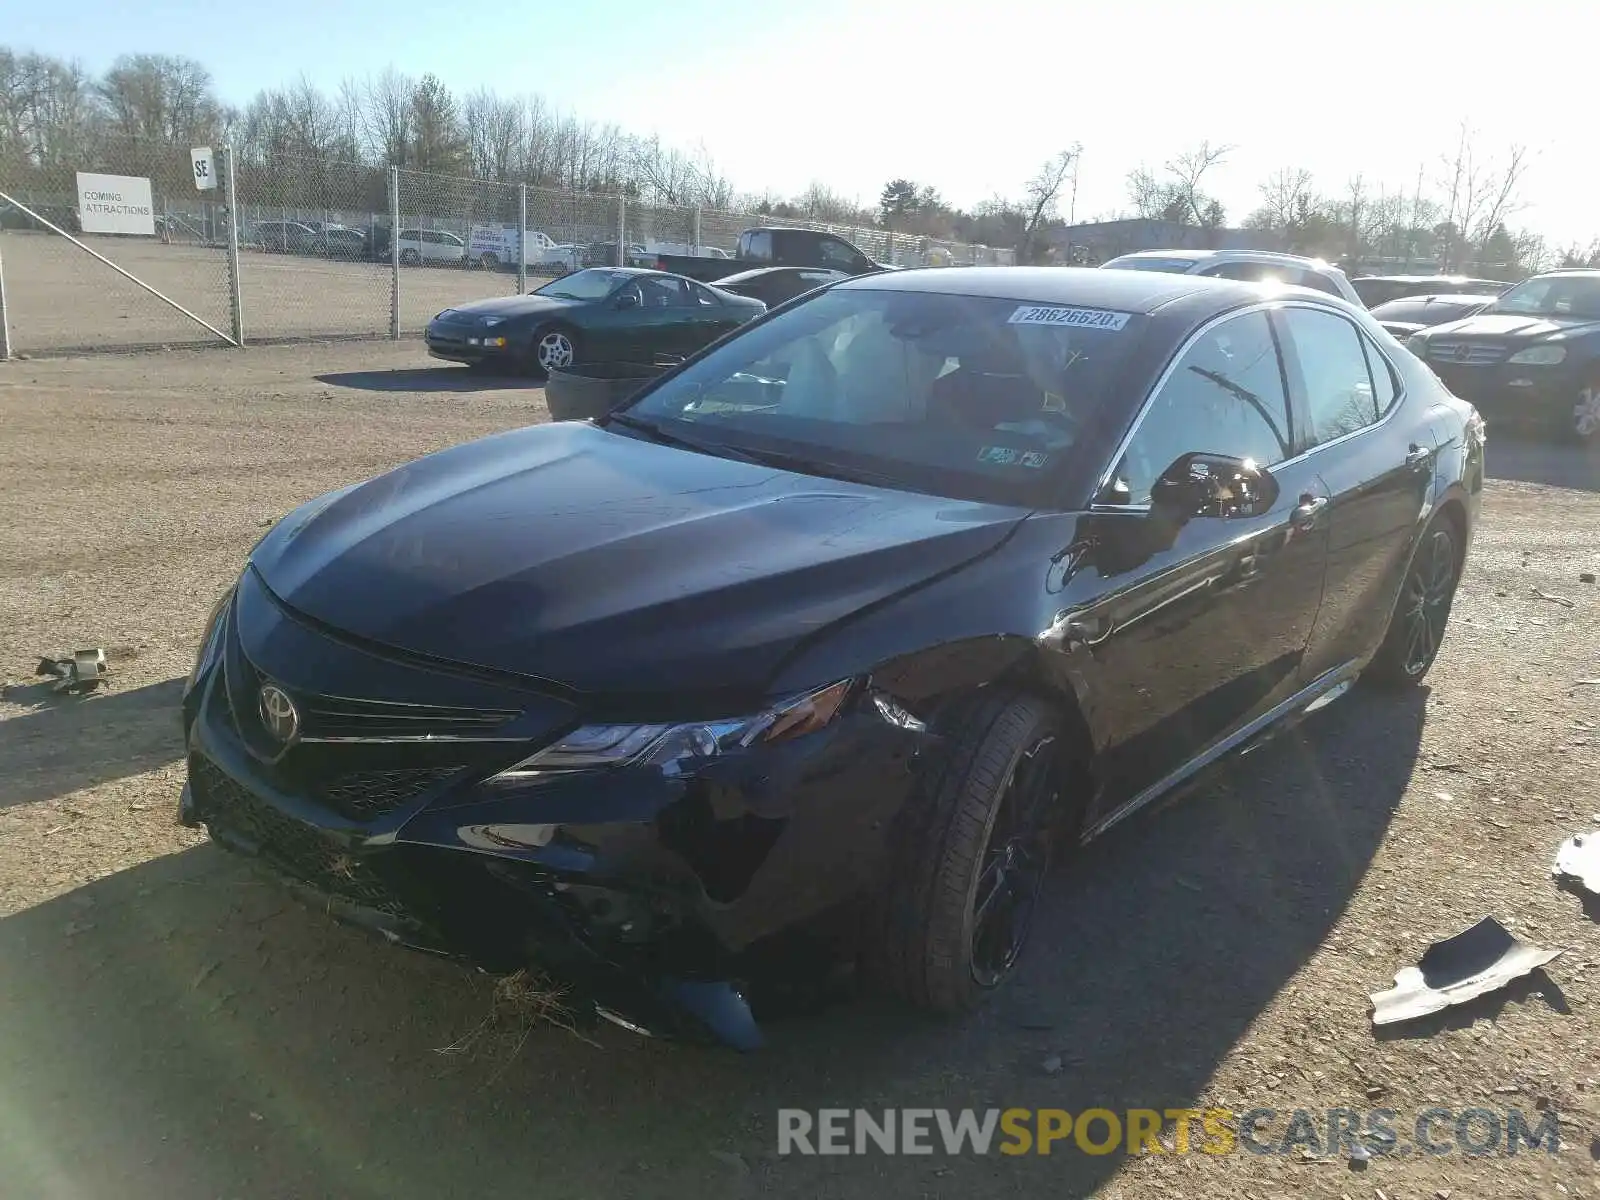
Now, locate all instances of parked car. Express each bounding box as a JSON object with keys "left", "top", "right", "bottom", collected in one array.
[
  {"left": 253, "top": 220, "right": 318, "bottom": 254},
  {"left": 467, "top": 225, "right": 582, "bottom": 273},
  {"left": 182, "top": 267, "right": 1483, "bottom": 1047},
  {"left": 1351, "top": 274, "right": 1508, "bottom": 309},
  {"left": 1100, "top": 249, "right": 1364, "bottom": 307},
  {"left": 310, "top": 224, "right": 368, "bottom": 259},
  {"left": 1403, "top": 268, "right": 1600, "bottom": 442},
  {"left": 708, "top": 266, "right": 852, "bottom": 308},
  {"left": 424, "top": 266, "right": 767, "bottom": 376},
  {"left": 397, "top": 228, "right": 468, "bottom": 267},
  {"left": 181, "top": 267, "right": 1478, "bottom": 1049},
  {"left": 654, "top": 226, "right": 892, "bottom": 284},
  {"left": 1368, "top": 293, "right": 1497, "bottom": 340}
]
